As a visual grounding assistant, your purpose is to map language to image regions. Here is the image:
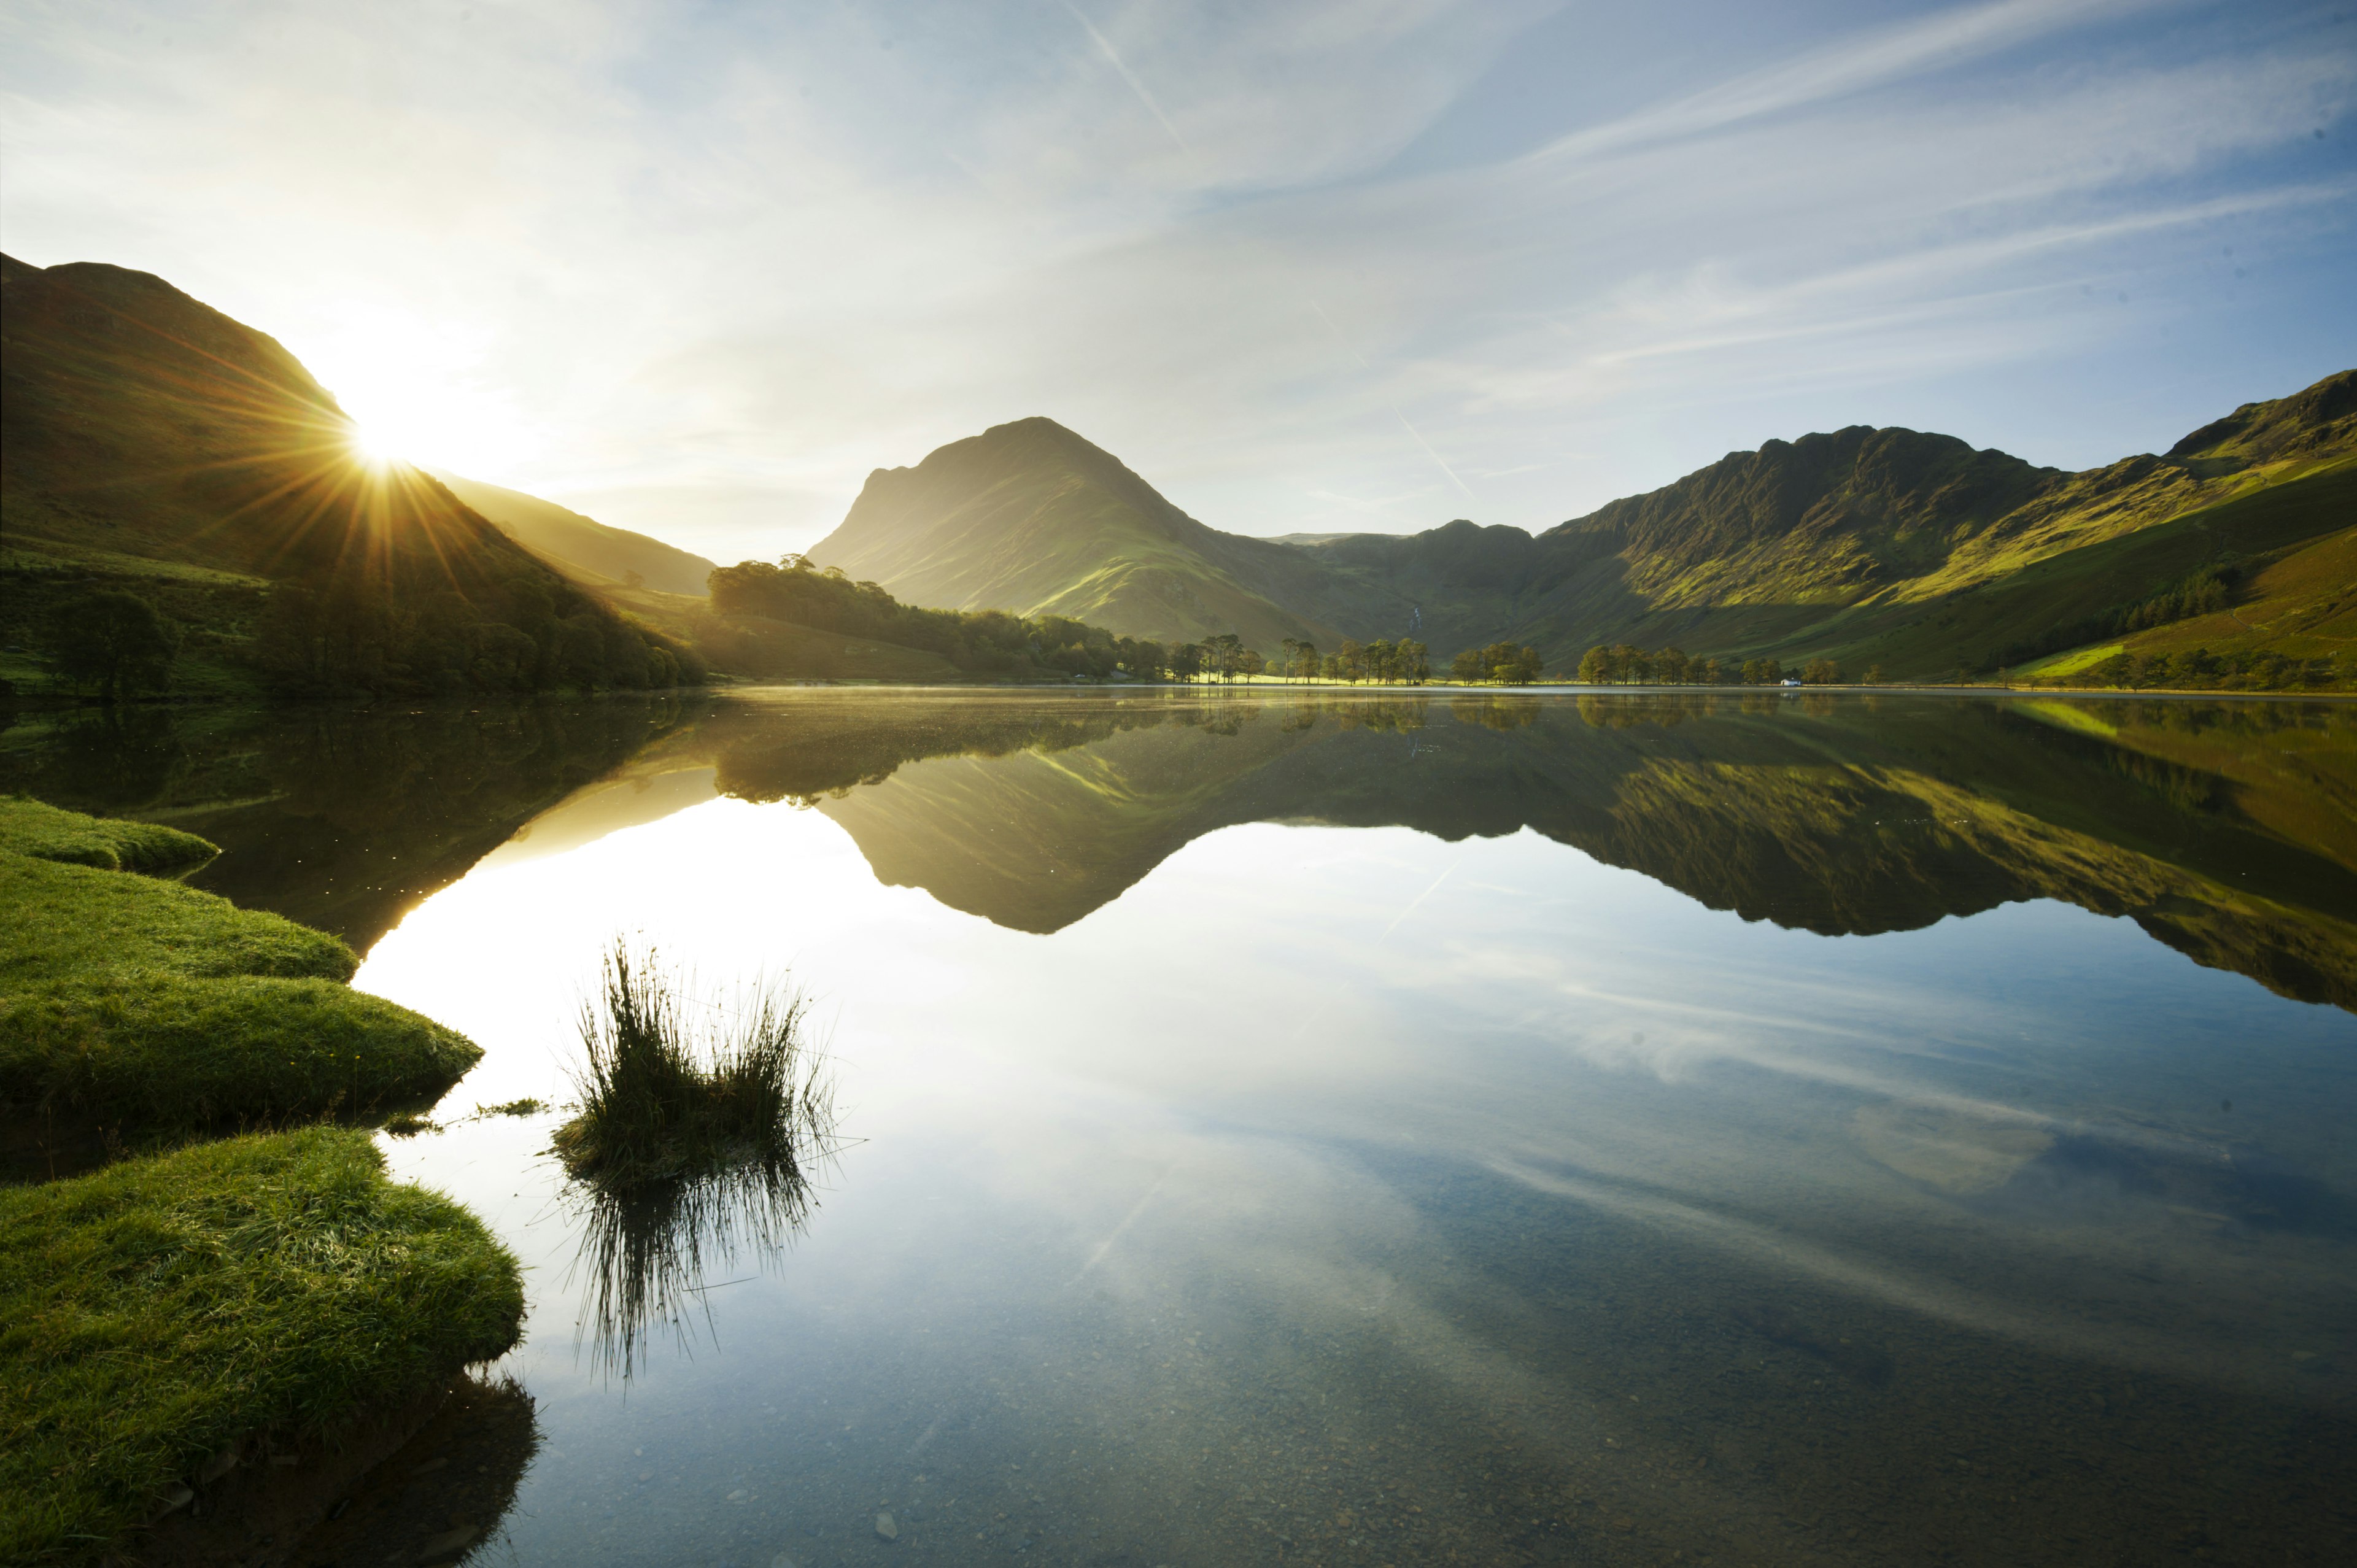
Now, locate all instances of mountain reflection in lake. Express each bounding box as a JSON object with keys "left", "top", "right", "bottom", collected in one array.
[{"left": 8, "top": 689, "right": 2355, "bottom": 1564}]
